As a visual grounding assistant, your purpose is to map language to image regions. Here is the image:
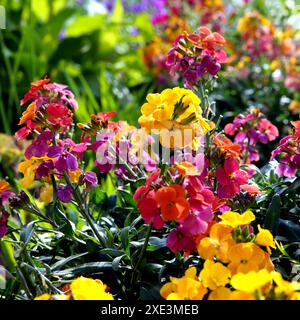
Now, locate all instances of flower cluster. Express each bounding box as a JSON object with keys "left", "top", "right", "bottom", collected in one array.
[
  {"left": 161, "top": 210, "right": 300, "bottom": 300},
  {"left": 224, "top": 108, "right": 279, "bottom": 163},
  {"left": 35, "top": 276, "right": 114, "bottom": 300},
  {"left": 166, "top": 26, "right": 227, "bottom": 87},
  {"left": 271, "top": 121, "right": 300, "bottom": 178},
  {"left": 16, "top": 79, "right": 97, "bottom": 204},
  {"left": 138, "top": 87, "right": 213, "bottom": 149}
]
